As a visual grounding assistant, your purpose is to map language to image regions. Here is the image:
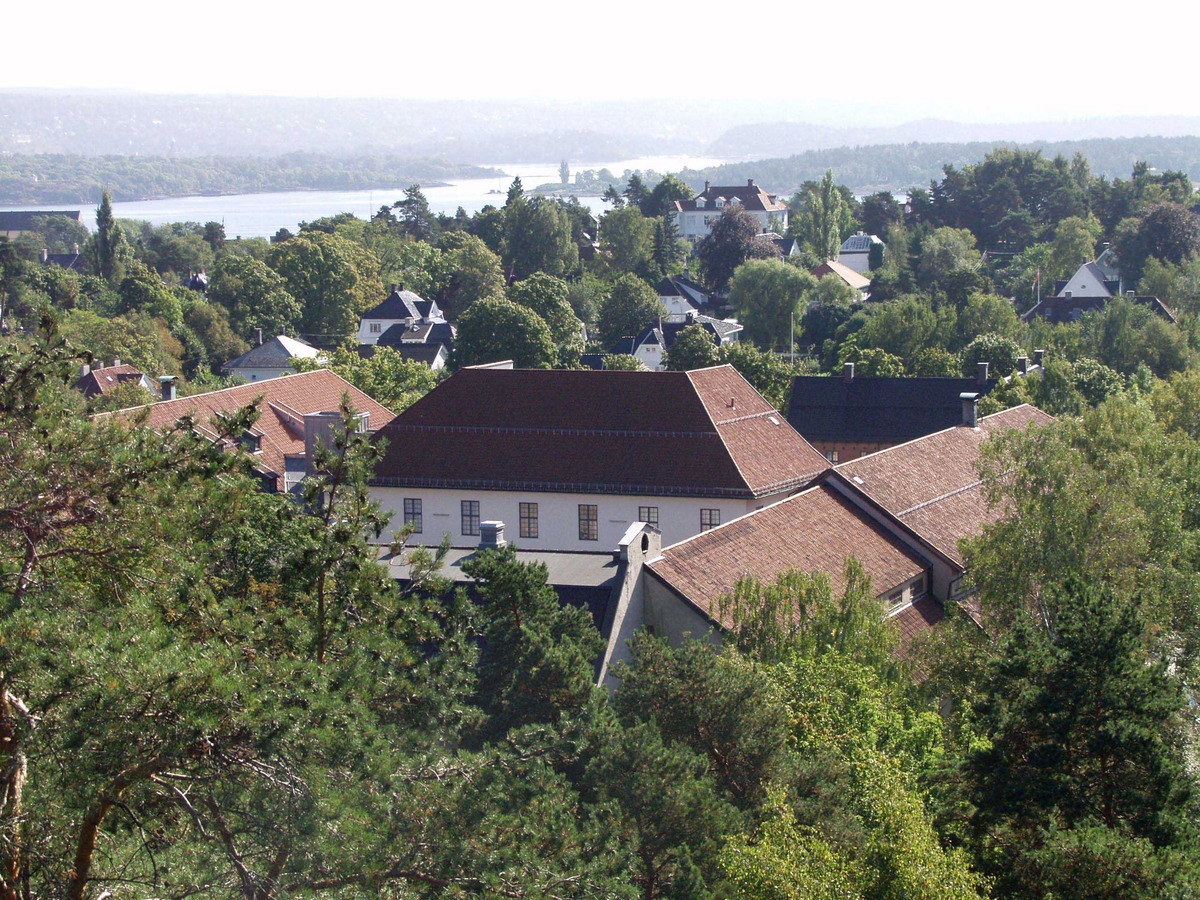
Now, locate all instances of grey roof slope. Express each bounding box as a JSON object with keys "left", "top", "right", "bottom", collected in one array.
[
  {"left": 609, "top": 316, "right": 742, "bottom": 356},
  {"left": 787, "top": 375, "right": 998, "bottom": 445},
  {"left": 362, "top": 289, "right": 432, "bottom": 321},
  {"left": 0, "top": 210, "right": 82, "bottom": 231},
  {"left": 840, "top": 233, "right": 885, "bottom": 253},
  {"left": 222, "top": 335, "right": 317, "bottom": 371}
]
